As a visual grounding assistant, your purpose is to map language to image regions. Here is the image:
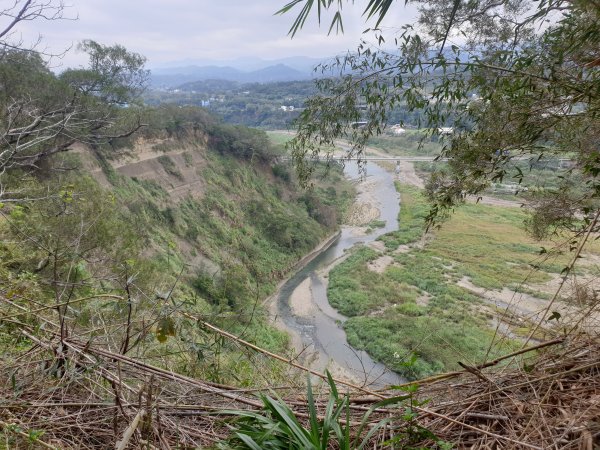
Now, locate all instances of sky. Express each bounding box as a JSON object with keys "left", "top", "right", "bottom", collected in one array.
[{"left": 12, "top": 0, "right": 417, "bottom": 69}]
